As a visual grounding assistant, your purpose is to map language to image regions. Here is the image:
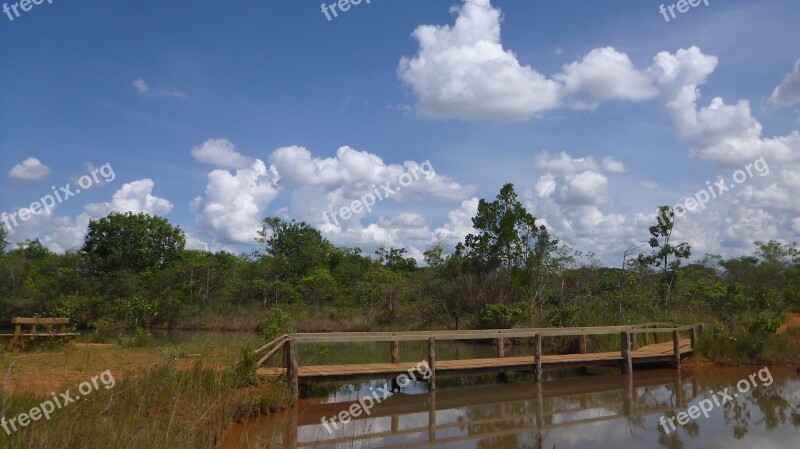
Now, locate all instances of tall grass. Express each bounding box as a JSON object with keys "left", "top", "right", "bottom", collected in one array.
[{"left": 0, "top": 359, "right": 289, "bottom": 449}]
